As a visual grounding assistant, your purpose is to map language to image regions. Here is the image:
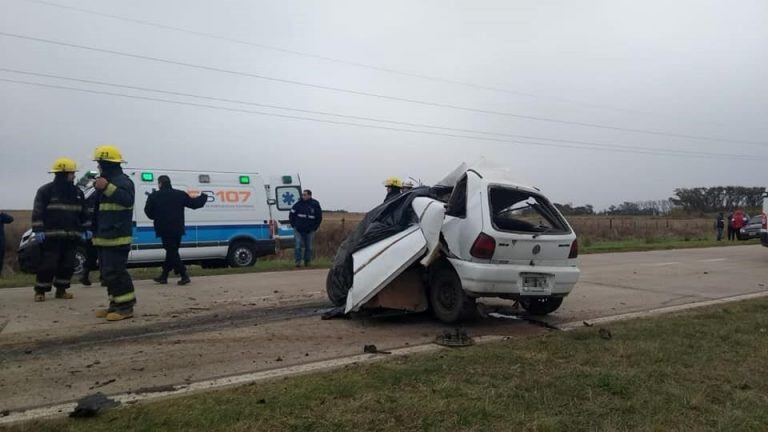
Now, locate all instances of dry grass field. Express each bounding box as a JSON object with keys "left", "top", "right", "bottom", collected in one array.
[{"left": 0, "top": 209, "right": 725, "bottom": 275}]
